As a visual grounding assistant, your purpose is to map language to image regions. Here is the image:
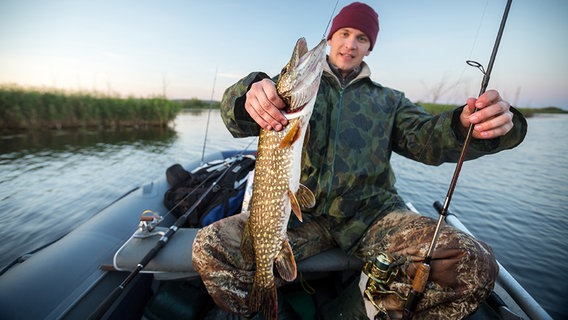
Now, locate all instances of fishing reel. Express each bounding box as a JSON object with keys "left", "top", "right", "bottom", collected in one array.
[
  {"left": 134, "top": 210, "right": 164, "bottom": 238},
  {"left": 363, "top": 252, "right": 406, "bottom": 309}
]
